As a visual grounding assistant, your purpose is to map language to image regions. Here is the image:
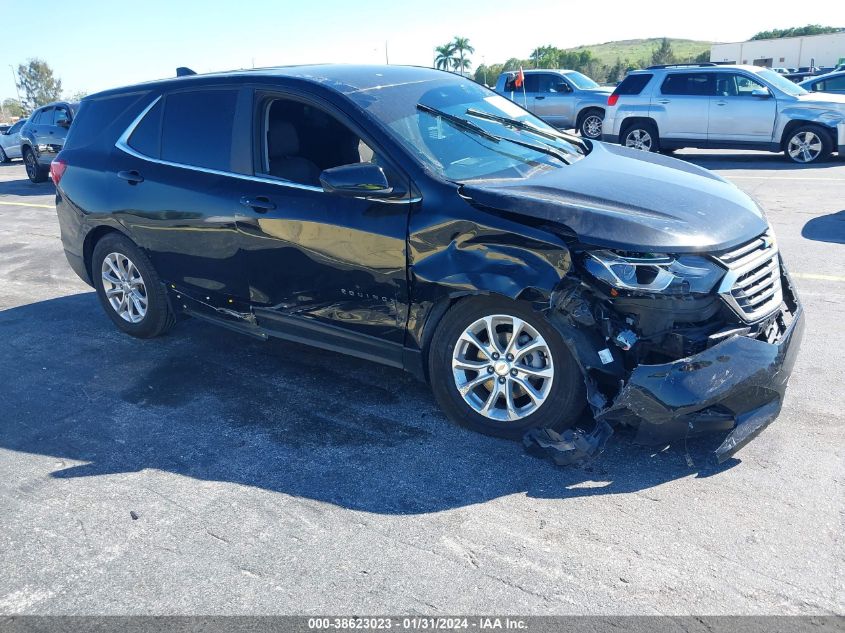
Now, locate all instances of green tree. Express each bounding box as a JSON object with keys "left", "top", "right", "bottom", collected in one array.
[
  {"left": 65, "top": 90, "right": 88, "bottom": 102},
  {"left": 434, "top": 44, "right": 455, "bottom": 71},
  {"left": 16, "top": 58, "right": 63, "bottom": 111},
  {"left": 751, "top": 25, "right": 841, "bottom": 40},
  {"left": 451, "top": 36, "right": 474, "bottom": 76},
  {"left": 1, "top": 98, "right": 25, "bottom": 119},
  {"left": 650, "top": 38, "right": 676, "bottom": 66},
  {"left": 502, "top": 57, "right": 522, "bottom": 71}
]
